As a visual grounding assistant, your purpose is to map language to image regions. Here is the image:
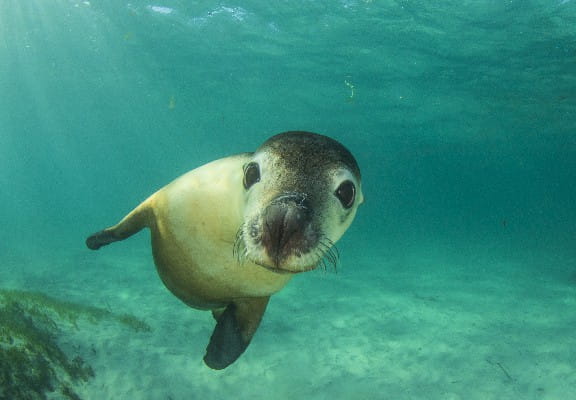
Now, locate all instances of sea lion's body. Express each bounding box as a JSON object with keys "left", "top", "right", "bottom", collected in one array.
[
  {"left": 139, "top": 155, "right": 291, "bottom": 309},
  {"left": 87, "top": 131, "right": 363, "bottom": 369}
]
